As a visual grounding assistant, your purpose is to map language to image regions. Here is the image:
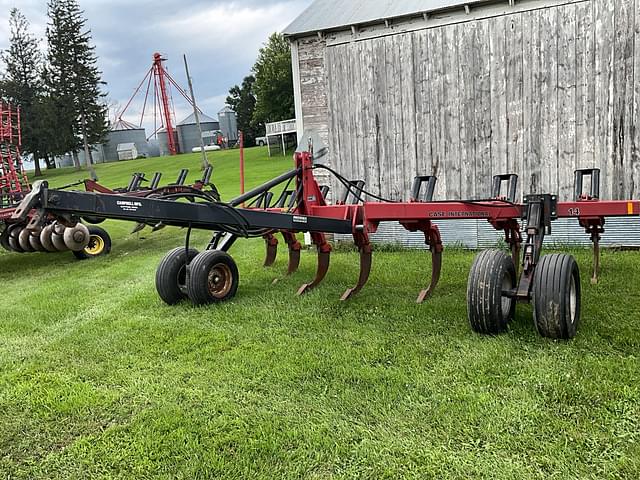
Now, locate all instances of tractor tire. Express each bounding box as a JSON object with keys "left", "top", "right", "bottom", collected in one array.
[
  {"left": 186, "top": 250, "right": 239, "bottom": 305},
  {"left": 532, "top": 254, "right": 581, "bottom": 339},
  {"left": 467, "top": 249, "right": 517, "bottom": 334},
  {"left": 155, "top": 247, "right": 199, "bottom": 305},
  {"left": 72, "top": 226, "right": 111, "bottom": 259}
]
